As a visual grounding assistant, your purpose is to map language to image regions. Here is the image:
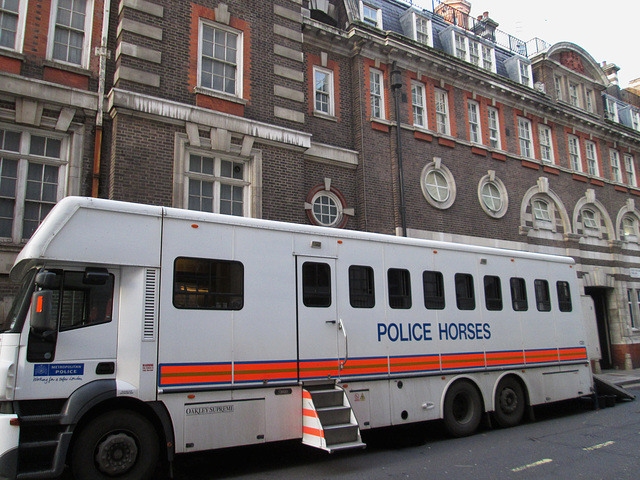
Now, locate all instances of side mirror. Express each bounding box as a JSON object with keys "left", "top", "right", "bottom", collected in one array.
[
  {"left": 30, "top": 291, "right": 56, "bottom": 333},
  {"left": 84, "top": 268, "right": 110, "bottom": 286},
  {"left": 35, "top": 271, "right": 60, "bottom": 289}
]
